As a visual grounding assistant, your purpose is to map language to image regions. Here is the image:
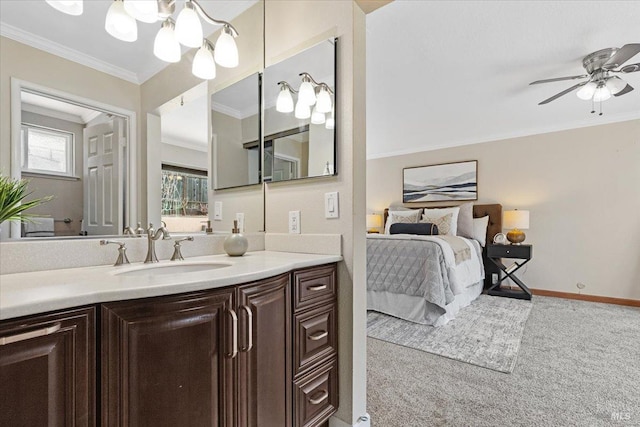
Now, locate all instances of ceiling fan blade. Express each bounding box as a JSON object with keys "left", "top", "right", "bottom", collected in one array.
[
  {"left": 613, "top": 84, "right": 634, "bottom": 97},
  {"left": 603, "top": 44, "right": 640, "bottom": 69},
  {"left": 529, "top": 75, "right": 588, "bottom": 85},
  {"left": 620, "top": 63, "right": 640, "bottom": 73},
  {"left": 538, "top": 82, "right": 587, "bottom": 105}
]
